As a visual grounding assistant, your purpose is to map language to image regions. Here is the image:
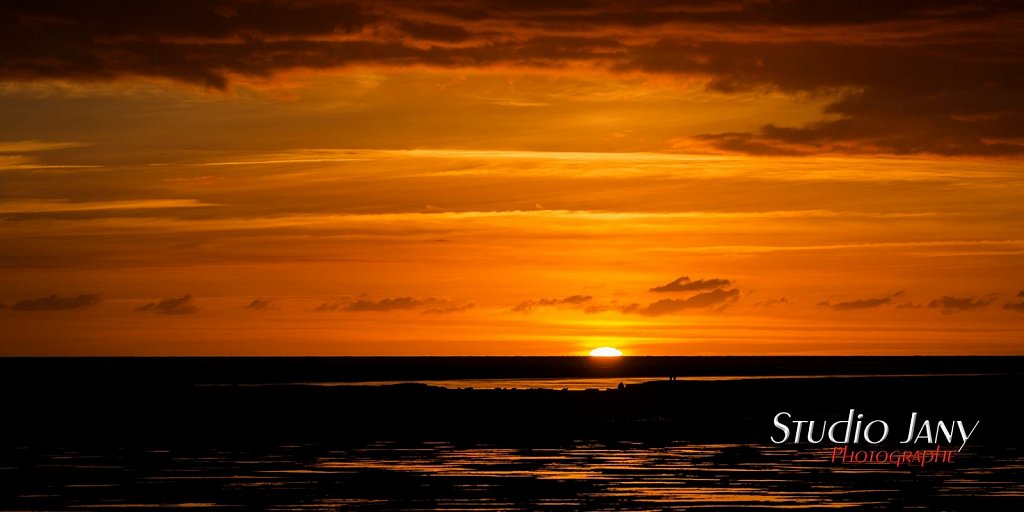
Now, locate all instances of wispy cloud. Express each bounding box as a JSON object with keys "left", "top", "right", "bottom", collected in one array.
[
  {"left": 423, "top": 302, "right": 476, "bottom": 315},
  {"left": 136, "top": 295, "right": 199, "bottom": 315},
  {"left": 317, "top": 296, "right": 474, "bottom": 314},
  {"left": 649, "top": 276, "right": 731, "bottom": 293},
  {"left": 512, "top": 295, "right": 592, "bottom": 313},
  {"left": 244, "top": 298, "right": 278, "bottom": 311},
  {"left": 344, "top": 297, "right": 425, "bottom": 312},
  {"left": 927, "top": 295, "right": 995, "bottom": 315},
  {"left": 754, "top": 297, "right": 791, "bottom": 308},
  {"left": 1005, "top": 291, "right": 1024, "bottom": 312},
  {"left": 11, "top": 294, "right": 99, "bottom": 311},
  {"left": 819, "top": 291, "right": 903, "bottom": 311},
  {"left": 622, "top": 288, "right": 740, "bottom": 316}
]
